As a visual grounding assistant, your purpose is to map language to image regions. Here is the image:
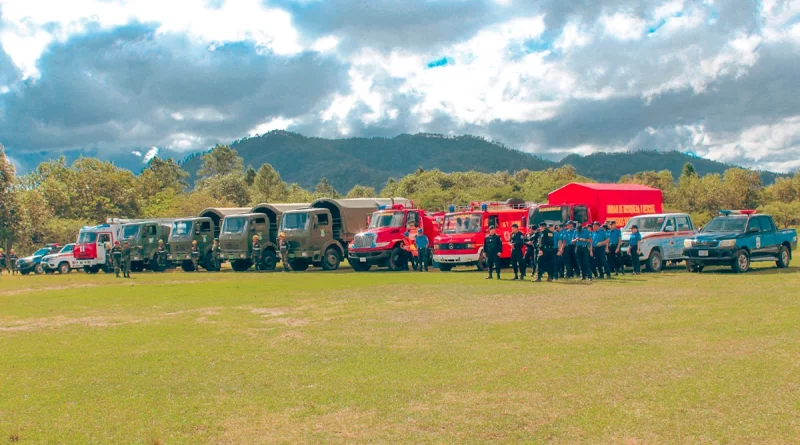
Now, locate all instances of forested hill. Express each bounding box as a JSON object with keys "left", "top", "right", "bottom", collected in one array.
[{"left": 180, "top": 131, "right": 783, "bottom": 191}]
